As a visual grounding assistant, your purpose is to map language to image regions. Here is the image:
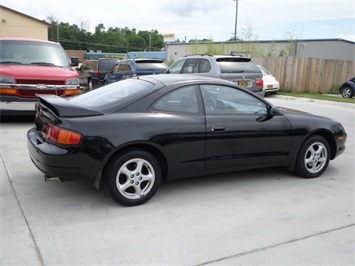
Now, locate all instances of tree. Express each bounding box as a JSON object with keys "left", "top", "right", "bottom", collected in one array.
[{"left": 239, "top": 22, "right": 262, "bottom": 57}]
